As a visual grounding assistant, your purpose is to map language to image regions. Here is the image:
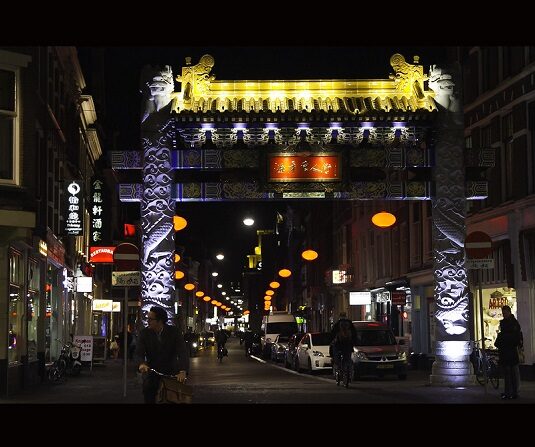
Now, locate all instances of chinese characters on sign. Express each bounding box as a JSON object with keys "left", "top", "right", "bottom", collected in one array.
[
  {"left": 64, "top": 180, "right": 83, "bottom": 235},
  {"left": 90, "top": 178, "right": 105, "bottom": 244},
  {"left": 269, "top": 154, "right": 340, "bottom": 182}
]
